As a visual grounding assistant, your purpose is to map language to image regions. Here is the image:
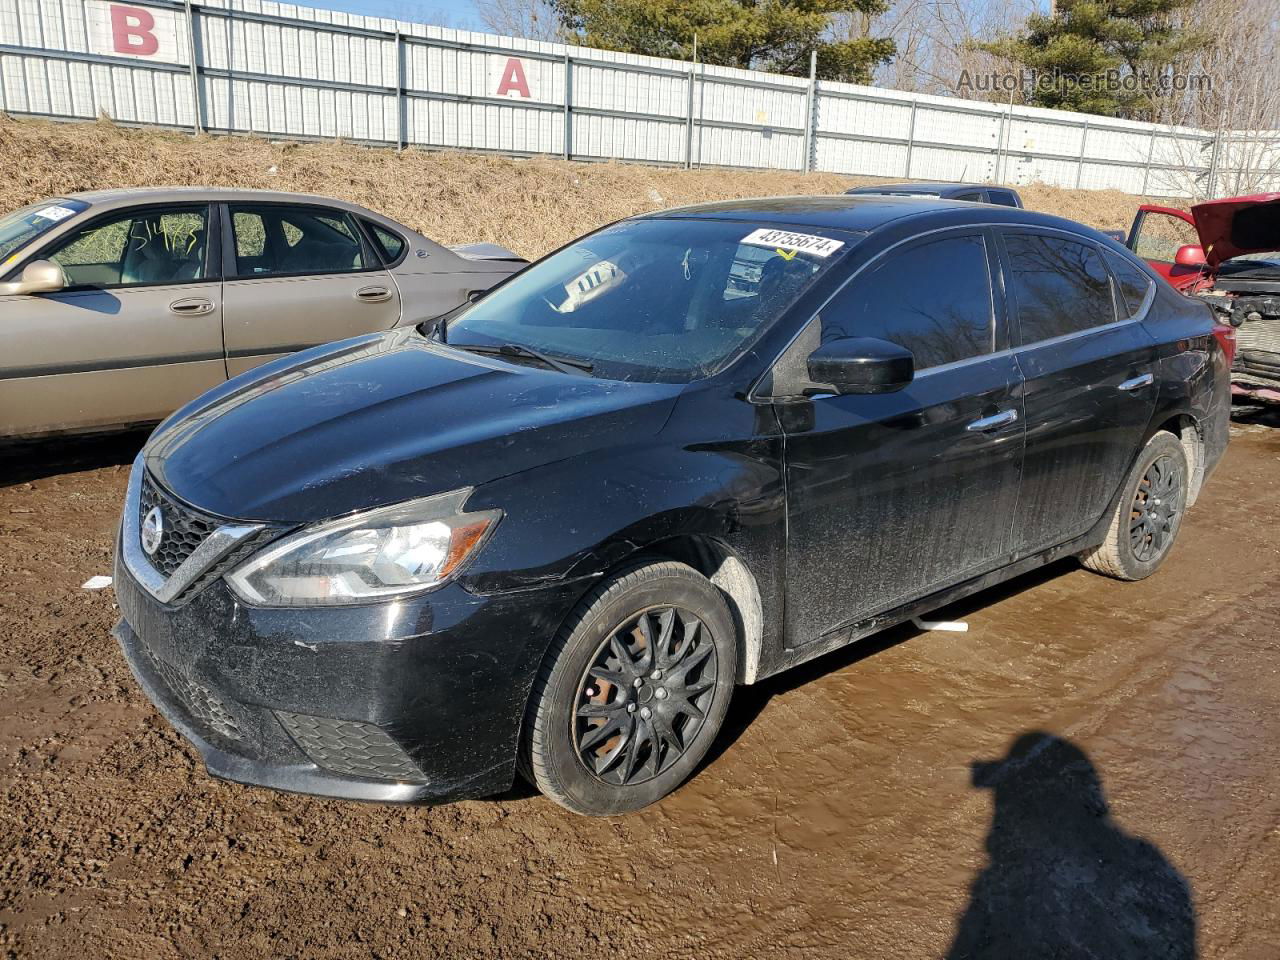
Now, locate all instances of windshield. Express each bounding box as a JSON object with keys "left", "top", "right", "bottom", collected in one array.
[
  {"left": 439, "top": 218, "right": 850, "bottom": 383},
  {"left": 0, "top": 199, "right": 89, "bottom": 265}
]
